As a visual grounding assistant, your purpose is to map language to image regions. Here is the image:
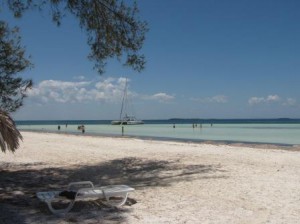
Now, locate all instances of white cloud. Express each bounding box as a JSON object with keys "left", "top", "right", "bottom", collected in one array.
[
  {"left": 94, "top": 77, "right": 126, "bottom": 99},
  {"left": 266, "top": 95, "right": 280, "bottom": 102},
  {"left": 248, "top": 94, "right": 280, "bottom": 105},
  {"left": 210, "top": 95, "right": 228, "bottom": 103},
  {"left": 27, "top": 80, "right": 91, "bottom": 103},
  {"left": 283, "top": 98, "right": 297, "bottom": 107},
  {"left": 191, "top": 95, "right": 228, "bottom": 103},
  {"left": 26, "top": 77, "right": 175, "bottom": 105},
  {"left": 27, "top": 78, "right": 128, "bottom": 104},
  {"left": 142, "top": 92, "right": 174, "bottom": 102},
  {"left": 248, "top": 97, "right": 265, "bottom": 105}
]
